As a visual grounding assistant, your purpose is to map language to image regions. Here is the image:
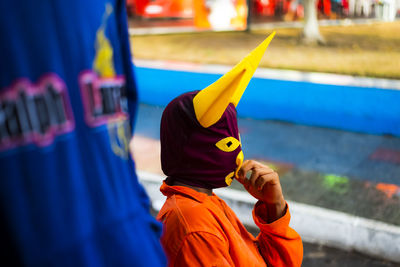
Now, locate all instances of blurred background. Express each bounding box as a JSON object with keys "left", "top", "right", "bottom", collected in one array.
[
  {"left": 127, "top": 0, "right": 400, "bottom": 266},
  {"left": 126, "top": 0, "right": 400, "bottom": 28},
  {"left": 126, "top": 0, "right": 400, "bottom": 30}
]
